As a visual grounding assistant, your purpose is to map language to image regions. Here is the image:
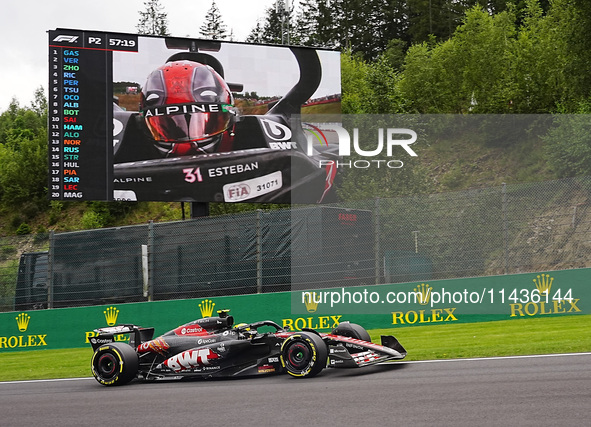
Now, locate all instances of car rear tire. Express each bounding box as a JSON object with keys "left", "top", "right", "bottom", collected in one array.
[
  {"left": 91, "top": 342, "right": 138, "bottom": 386},
  {"left": 281, "top": 332, "right": 327, "bottom": 378}
]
